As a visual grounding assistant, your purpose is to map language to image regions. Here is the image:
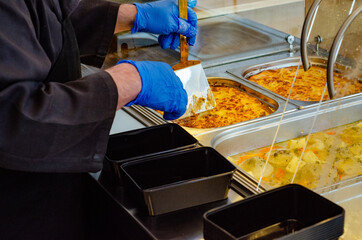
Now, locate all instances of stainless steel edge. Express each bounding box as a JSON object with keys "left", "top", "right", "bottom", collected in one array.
[
  {"left": 206, "top": 51, "right": 301, "bottom": 76},
  {"left": 207, "top": 73, "right": 290, "bottom": 113},
  {"left": 122, "top": 106, "right": 167, "bottom": 127},
  {"left": 202, "top": 48, "right": 295, "bottom": 69},
  {"left": 317, "top": 175, "right": 362, "bottom": 195},
  {"left": 213, "top": 94, "right": 362, "bottom": 151},
  {"left": 232, "top": 170, "right": 268, "bottom": 195}
]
